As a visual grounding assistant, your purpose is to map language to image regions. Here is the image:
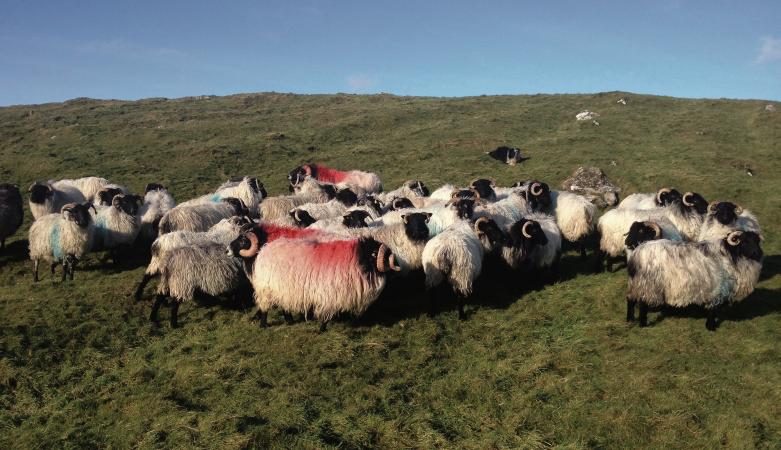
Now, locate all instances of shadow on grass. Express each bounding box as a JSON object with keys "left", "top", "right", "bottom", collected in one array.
[
  {"left": 644, "top": 287, "right": 781, "bottom": 328},
  {"left": 0, "top": 239, "right": 29, "bottom": 268},
  {"left": 759, "top": 254, "right": 780, "bottom": 281}
]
